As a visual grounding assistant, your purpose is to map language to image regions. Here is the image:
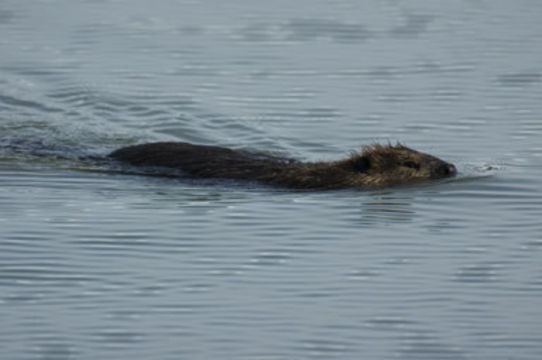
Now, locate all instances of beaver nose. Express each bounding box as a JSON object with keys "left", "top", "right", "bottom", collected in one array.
[{"left": 436, "top": 163, "right": 457, "bottom": 177}]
